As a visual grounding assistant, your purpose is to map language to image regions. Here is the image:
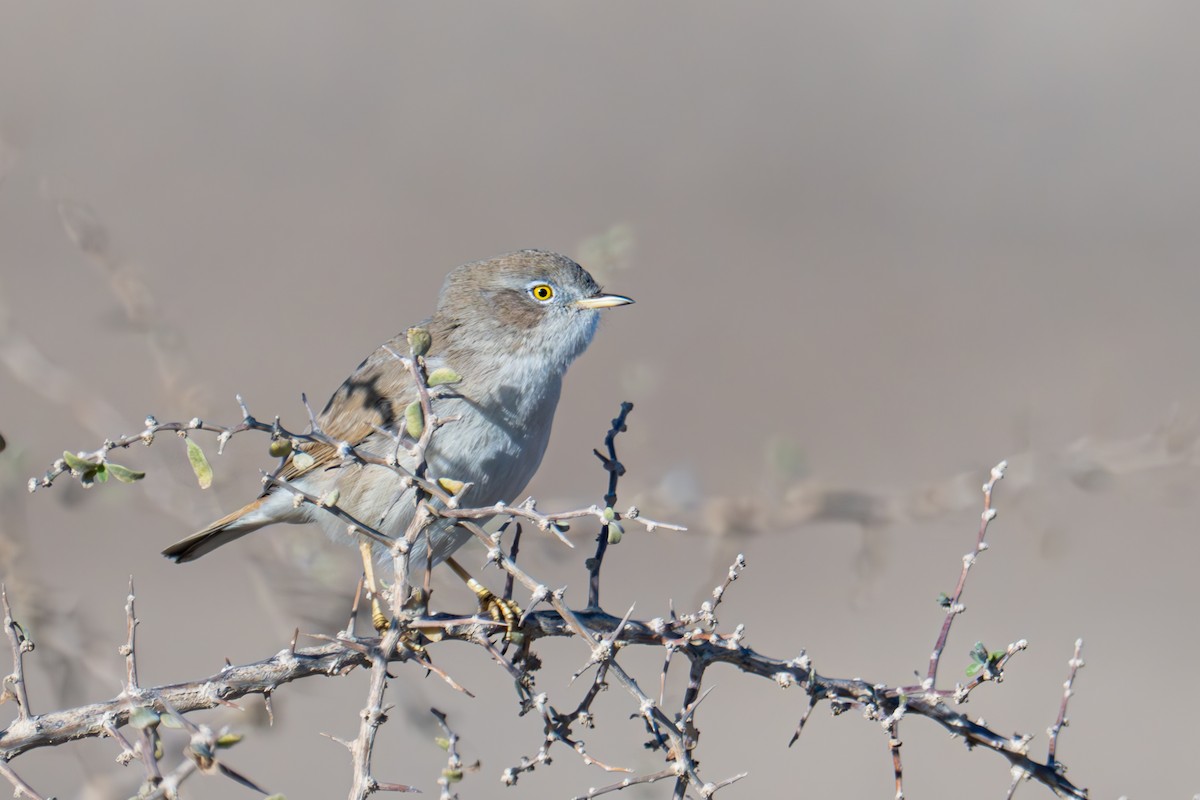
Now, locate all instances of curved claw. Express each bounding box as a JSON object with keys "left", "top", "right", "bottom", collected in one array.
[{"left": 468, "top": 580, "right": 524, "bottom": 643}]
